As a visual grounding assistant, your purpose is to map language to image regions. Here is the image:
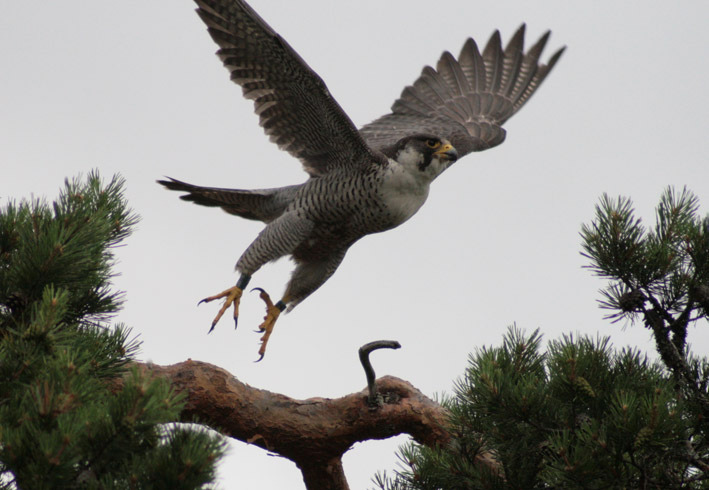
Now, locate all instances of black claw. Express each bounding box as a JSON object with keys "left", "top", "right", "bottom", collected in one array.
[
  {"left": 254, "top": 354, "right": 264, "bottom": 363},
  {"left": 250, "top": 287, "right": 265, "bottom": 294},
  {"left": 198, "top": 298, "right": 208, "bottom": 306},
  {"left": 208, "top": 323, "right": 216, "bottom": 334},
  {"left": 234, "top": 317, "right": 238, "bottom": 330}
]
